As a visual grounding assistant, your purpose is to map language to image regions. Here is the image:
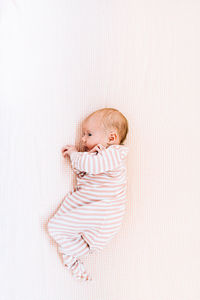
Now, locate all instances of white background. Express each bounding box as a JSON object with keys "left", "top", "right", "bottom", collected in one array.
[{"left": 0, "top": 0, "right": 200, "bottom": 299}]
